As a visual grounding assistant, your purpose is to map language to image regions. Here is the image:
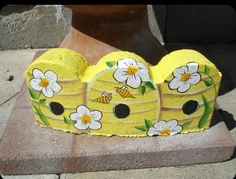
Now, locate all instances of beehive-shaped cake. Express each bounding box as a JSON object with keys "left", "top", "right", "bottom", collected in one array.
[{"left": 25, "top": 48, "right": 221, "bottom": 137}]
